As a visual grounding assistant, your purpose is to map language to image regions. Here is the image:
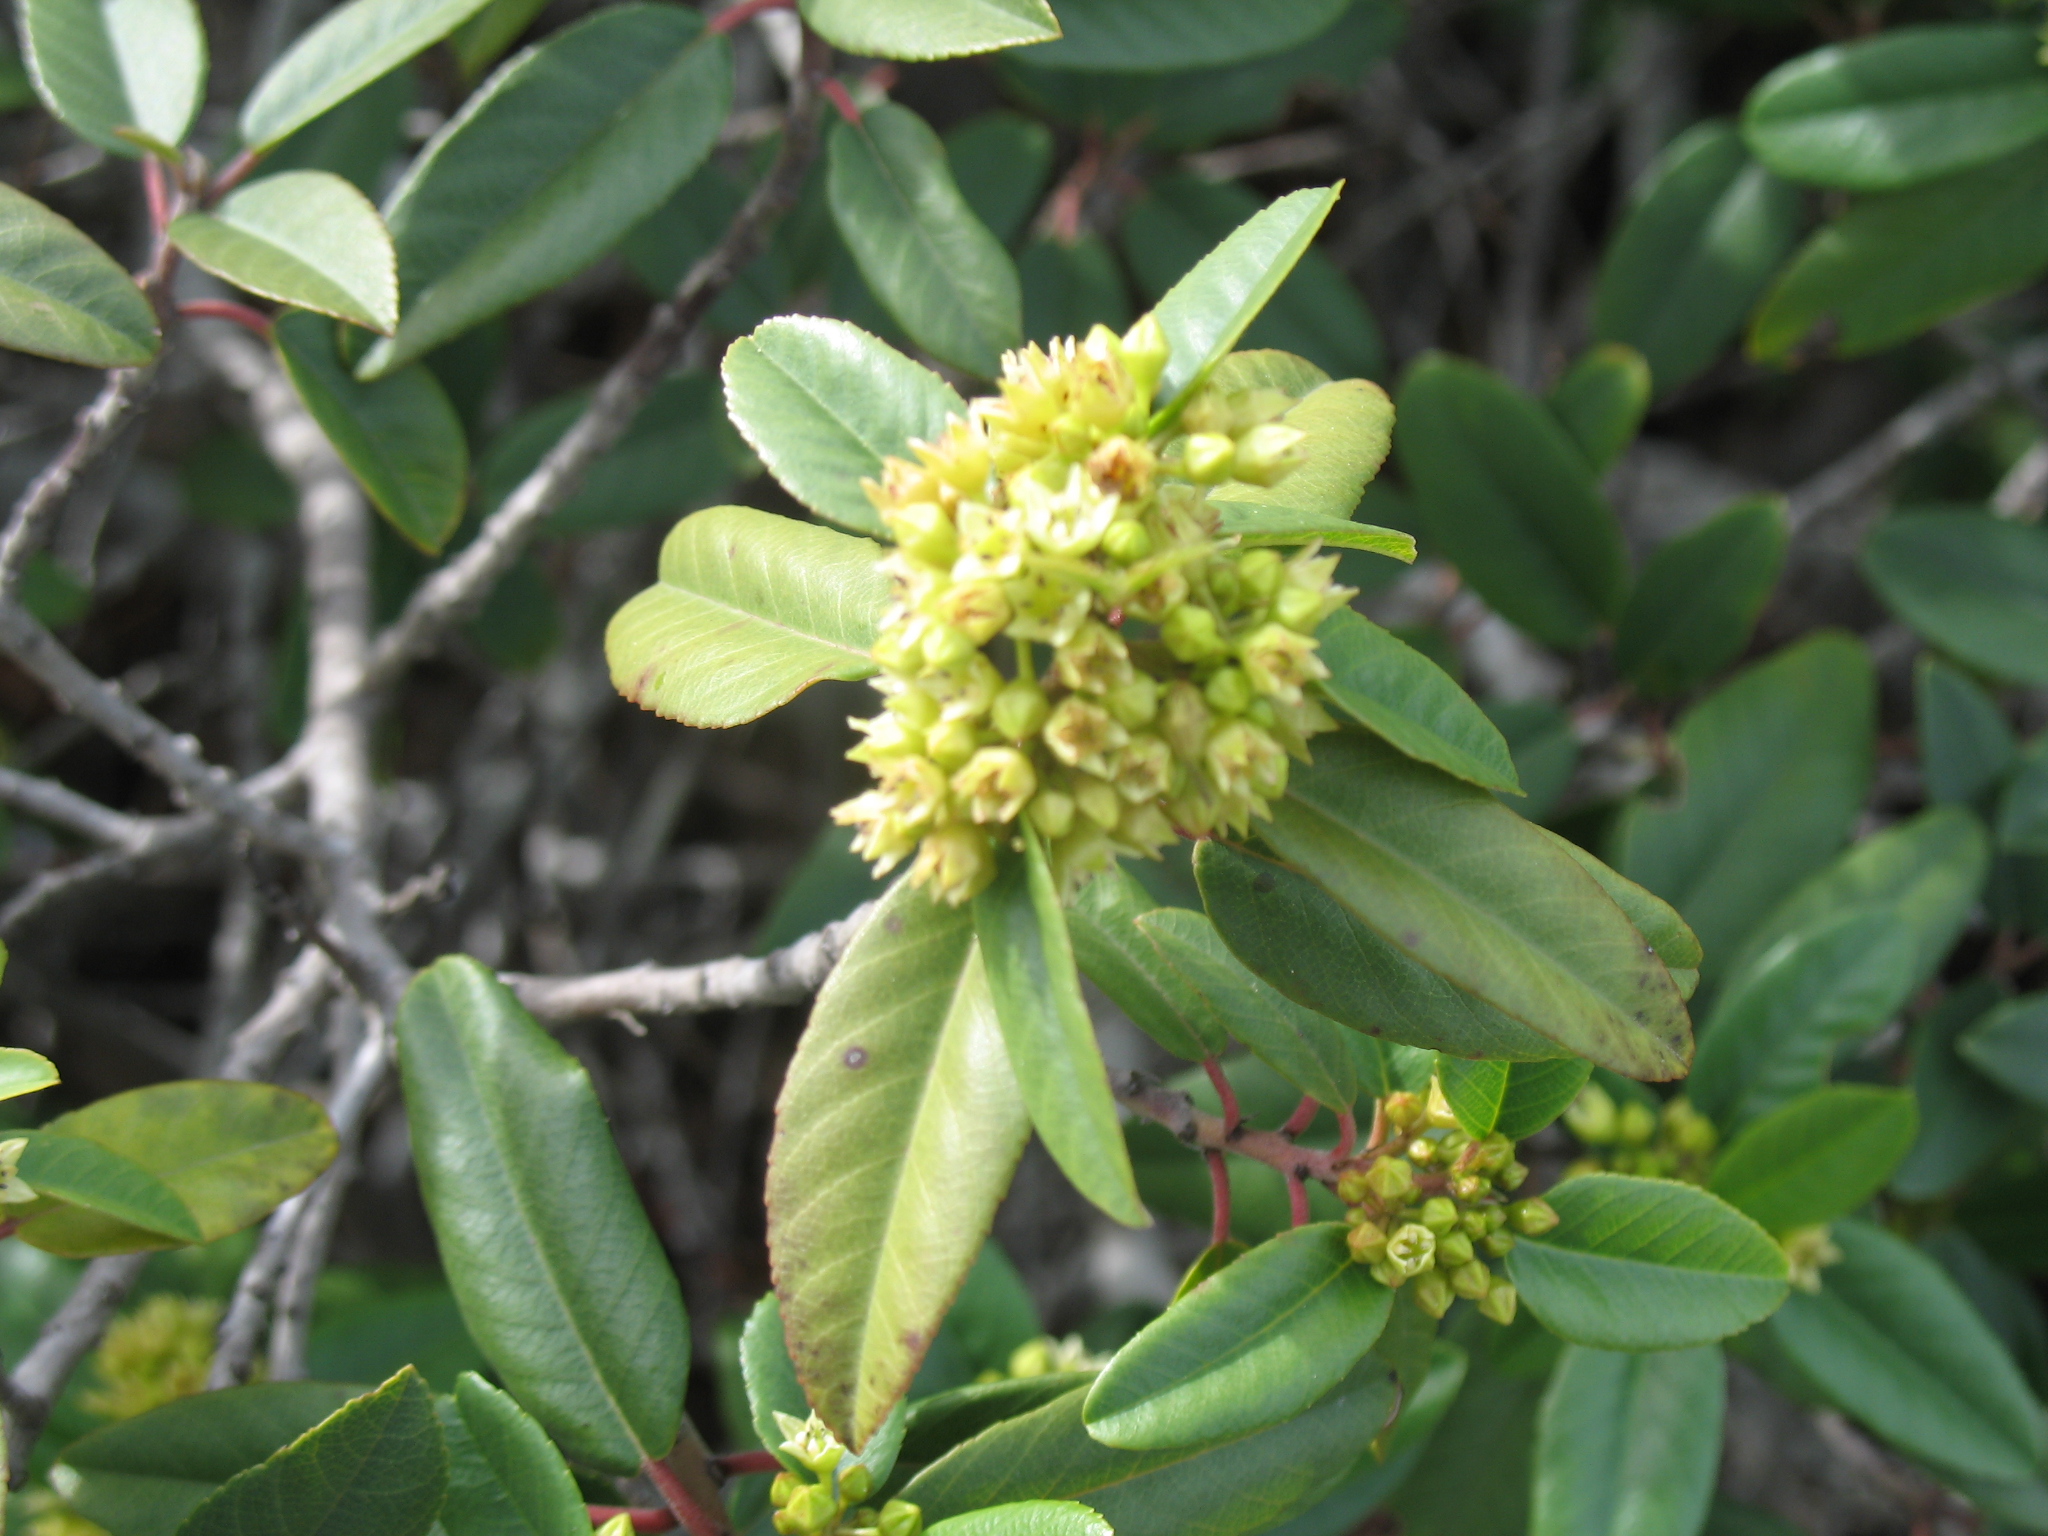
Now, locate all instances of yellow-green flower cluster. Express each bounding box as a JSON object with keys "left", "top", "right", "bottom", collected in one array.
[
  {"left": 1562, "top": 1085, "right": 1717, "bottom": 1184},
  {"left": 769, "top": 1411, "right": 922, "bottom": 1536},
  {"left": 833, "top": 316, "right": 1354, "bottom": 905},
  {"left": 1336, "top": 1078, "right": 1550, "bottom": 1325},
  {"left": 81, "top": 1293, "right": 221, "bottom": 1420}
]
